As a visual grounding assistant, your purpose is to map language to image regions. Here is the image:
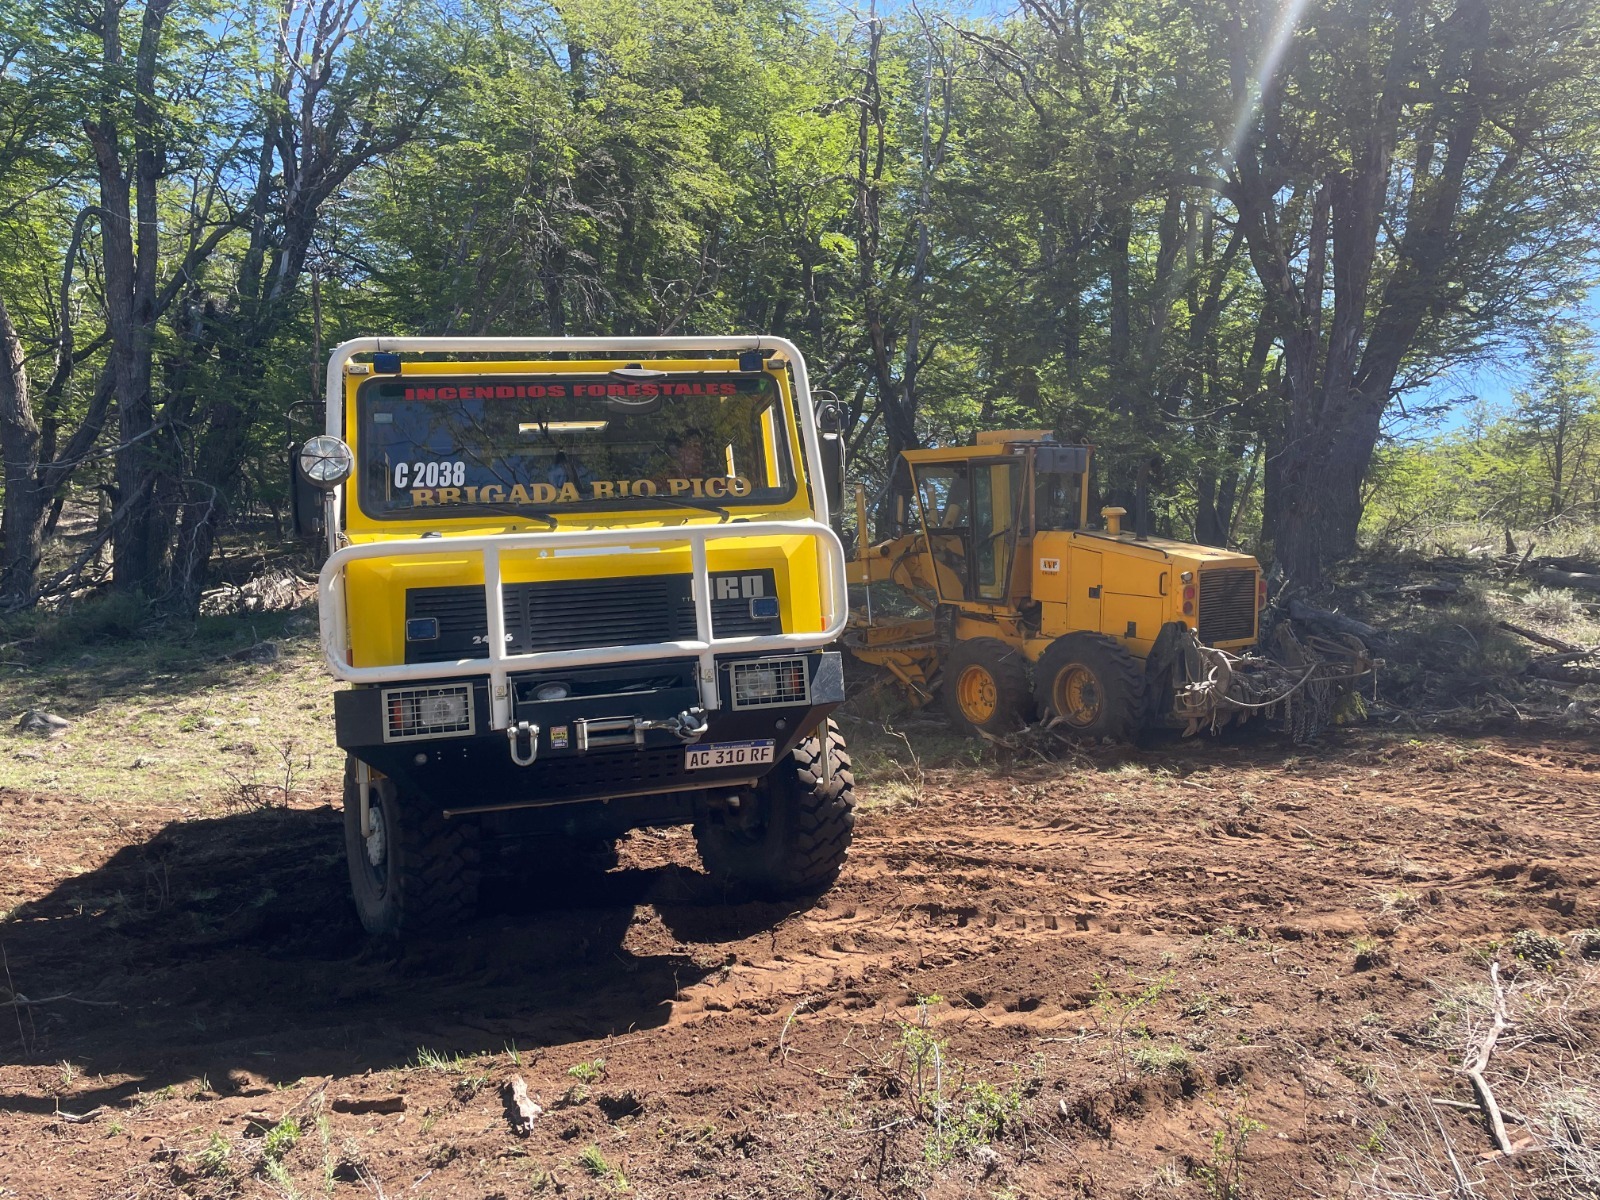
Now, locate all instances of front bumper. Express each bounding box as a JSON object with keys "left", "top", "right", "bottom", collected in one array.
[{"left": 335, "top": 651, "right": 845, "bottom": 813}]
